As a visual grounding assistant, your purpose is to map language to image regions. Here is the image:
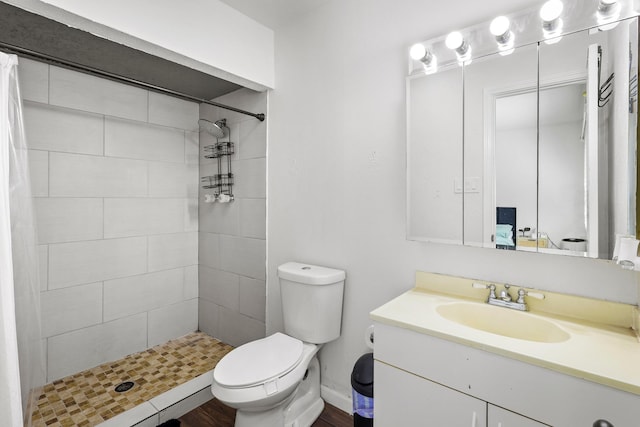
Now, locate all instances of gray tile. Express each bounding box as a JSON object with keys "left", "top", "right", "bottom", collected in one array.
[
  {"left": 148, "top": 162, "right": 198, "bottom": 197},
  {"left": 219, "top": 235, "right": 266, "bottom": 280},
  {"left": 198, "top": 299, "right": 219, "bottom": 338},
  {"left": 103, "top": 269, "right": 184, "bottom": 321},
  {"left": 34, "top": 198, "right": 103, "bottom": 244},
  {"left": 198, "top": 265, "right": 239, "bottom": 310},
  {"left": 199, "top": 197, "right": 239, "bottom": 234},
  {"left": 47, "top": 313, "right": 147, "bottom": 382},
  {"left": 148, "top": 92, "right": 199, "bottom": 131},
  {"left": 105, "top": 117, "right": 185, "bottom": 163},
  {"left": 49, "top": 152, "right": 147, "bottom": 197},
  {"left": 104, "top": 198, "right": 185, "bottom": 238},
  {"left": 38, "top": 245, "right": 48, "bottom": 291},
  {"left": 185, "top": 131, "right": 199, "bottom": 165},
  {"left": 41, "top": 282, "right": 103, "bottom": 337},
  {"left": 147, "top": 299, "right": 198, "bottom": 347},
  {"left": 217, "top": 307, "right": 265, "bottom": 347},
  {"left": 24, "top": 103, "right": 104, "bottom": 155},
  {"left": 183, "top": 266, "right": 198, "bottom": 300},
  {"left": 148, "top": 232, "right": 198, "bottom": 272},
  {"left": 28, "top": 150, "right": 48, "bottom": 197},
  {"left": 238, "top": 198, "right": 266, "bottom": 239},
  {"left": 239, "top": 276, "right": 266, "bottom": 322},
  {"left": 232, "top": 158, "right": 266, "bottom": 198},
  {"left": 18, "top": 58, "right": 48, "bottom": 103},
  {"left": 49, "top": 66, "right": 147, "bottom": 121},
  {"left": 238, "top": 119, "right": 266, "bottom": 160},
  {"left": 48, "top": 237, "right": 147, "bottom": 289},
  {"left": 198, "top": 232, "right": 220, "bottom": 269},
  {"left": 184, "top": 198, "right": 199, "bottom": 232}
]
